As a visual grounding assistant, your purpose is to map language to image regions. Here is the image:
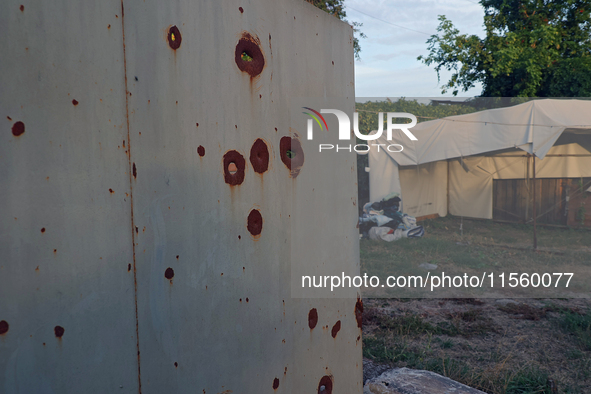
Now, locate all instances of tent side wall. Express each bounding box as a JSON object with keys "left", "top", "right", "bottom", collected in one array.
[
  {"left": 371, "top": 142, "right": 591, "bottom": 224},
  {"left": 368, "top": 149, "right": 448, "bottom": 219}
]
